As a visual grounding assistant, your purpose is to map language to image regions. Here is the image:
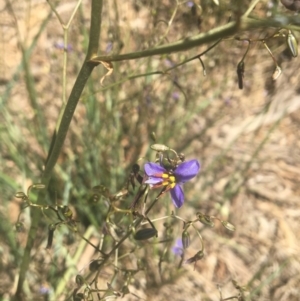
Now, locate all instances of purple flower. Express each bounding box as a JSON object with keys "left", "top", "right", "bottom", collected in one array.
[
  {"left": 172, "top": 238, "right": 184, "bottom": 257},
  {"left": 39, "top": 285, "right": 51, "bottom": 295},
  {"left": 106, "top": 42, "right": 113, "bottom": 53},
  {"left": 172, "top": 91, "right": 180, "bottom": 101},
  {"left": 144, "top": 159, "right": 200, "bottom": 208},
  {"left": 54, "top": 42, "right": 73, "bottom": 52},
  {"left": 186, "top": 1, "right": 195, "bottom": 8}
]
